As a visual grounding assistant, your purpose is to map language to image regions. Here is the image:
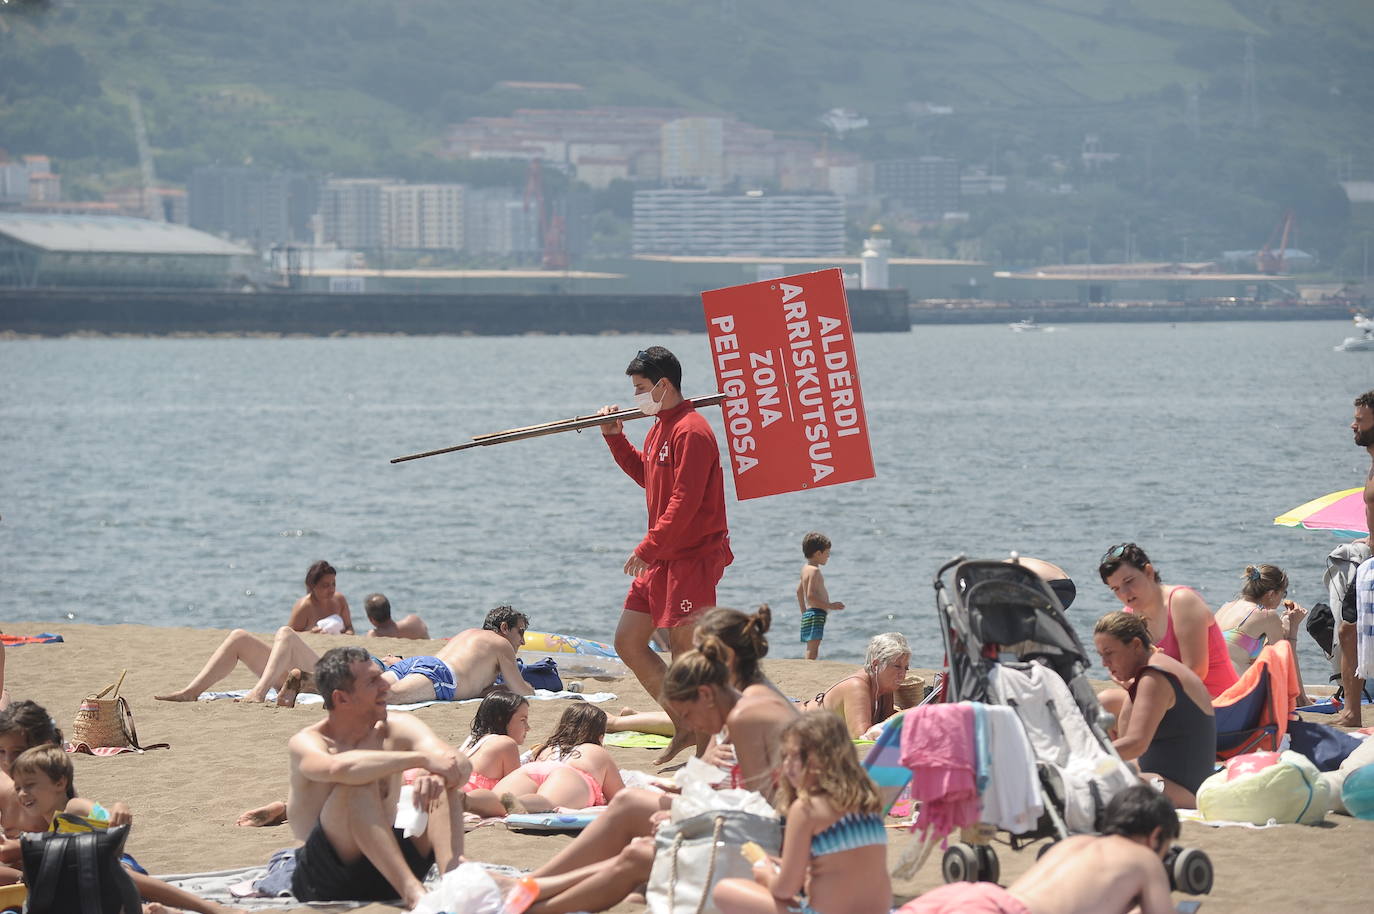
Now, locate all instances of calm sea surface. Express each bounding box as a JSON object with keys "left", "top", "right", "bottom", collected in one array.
[{"left": 2, "top": 322, "right": 1370, "bottom": 679}]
